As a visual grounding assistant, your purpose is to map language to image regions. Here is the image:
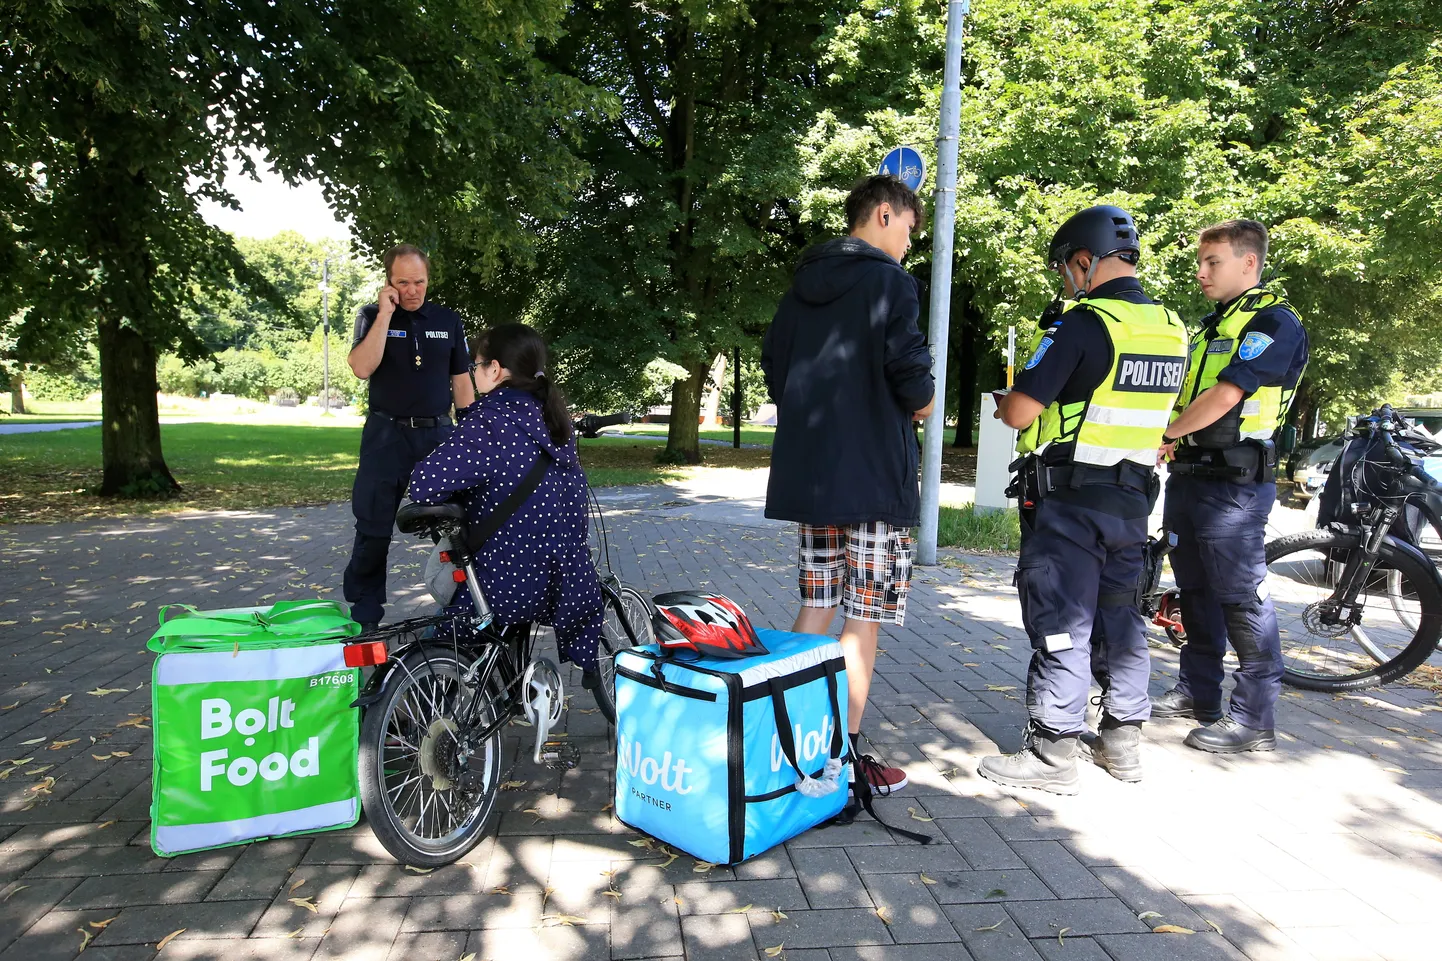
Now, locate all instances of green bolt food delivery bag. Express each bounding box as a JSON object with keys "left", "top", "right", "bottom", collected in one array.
[{"left": 147, "top": 600, "right": 363, "bottom": 857}]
